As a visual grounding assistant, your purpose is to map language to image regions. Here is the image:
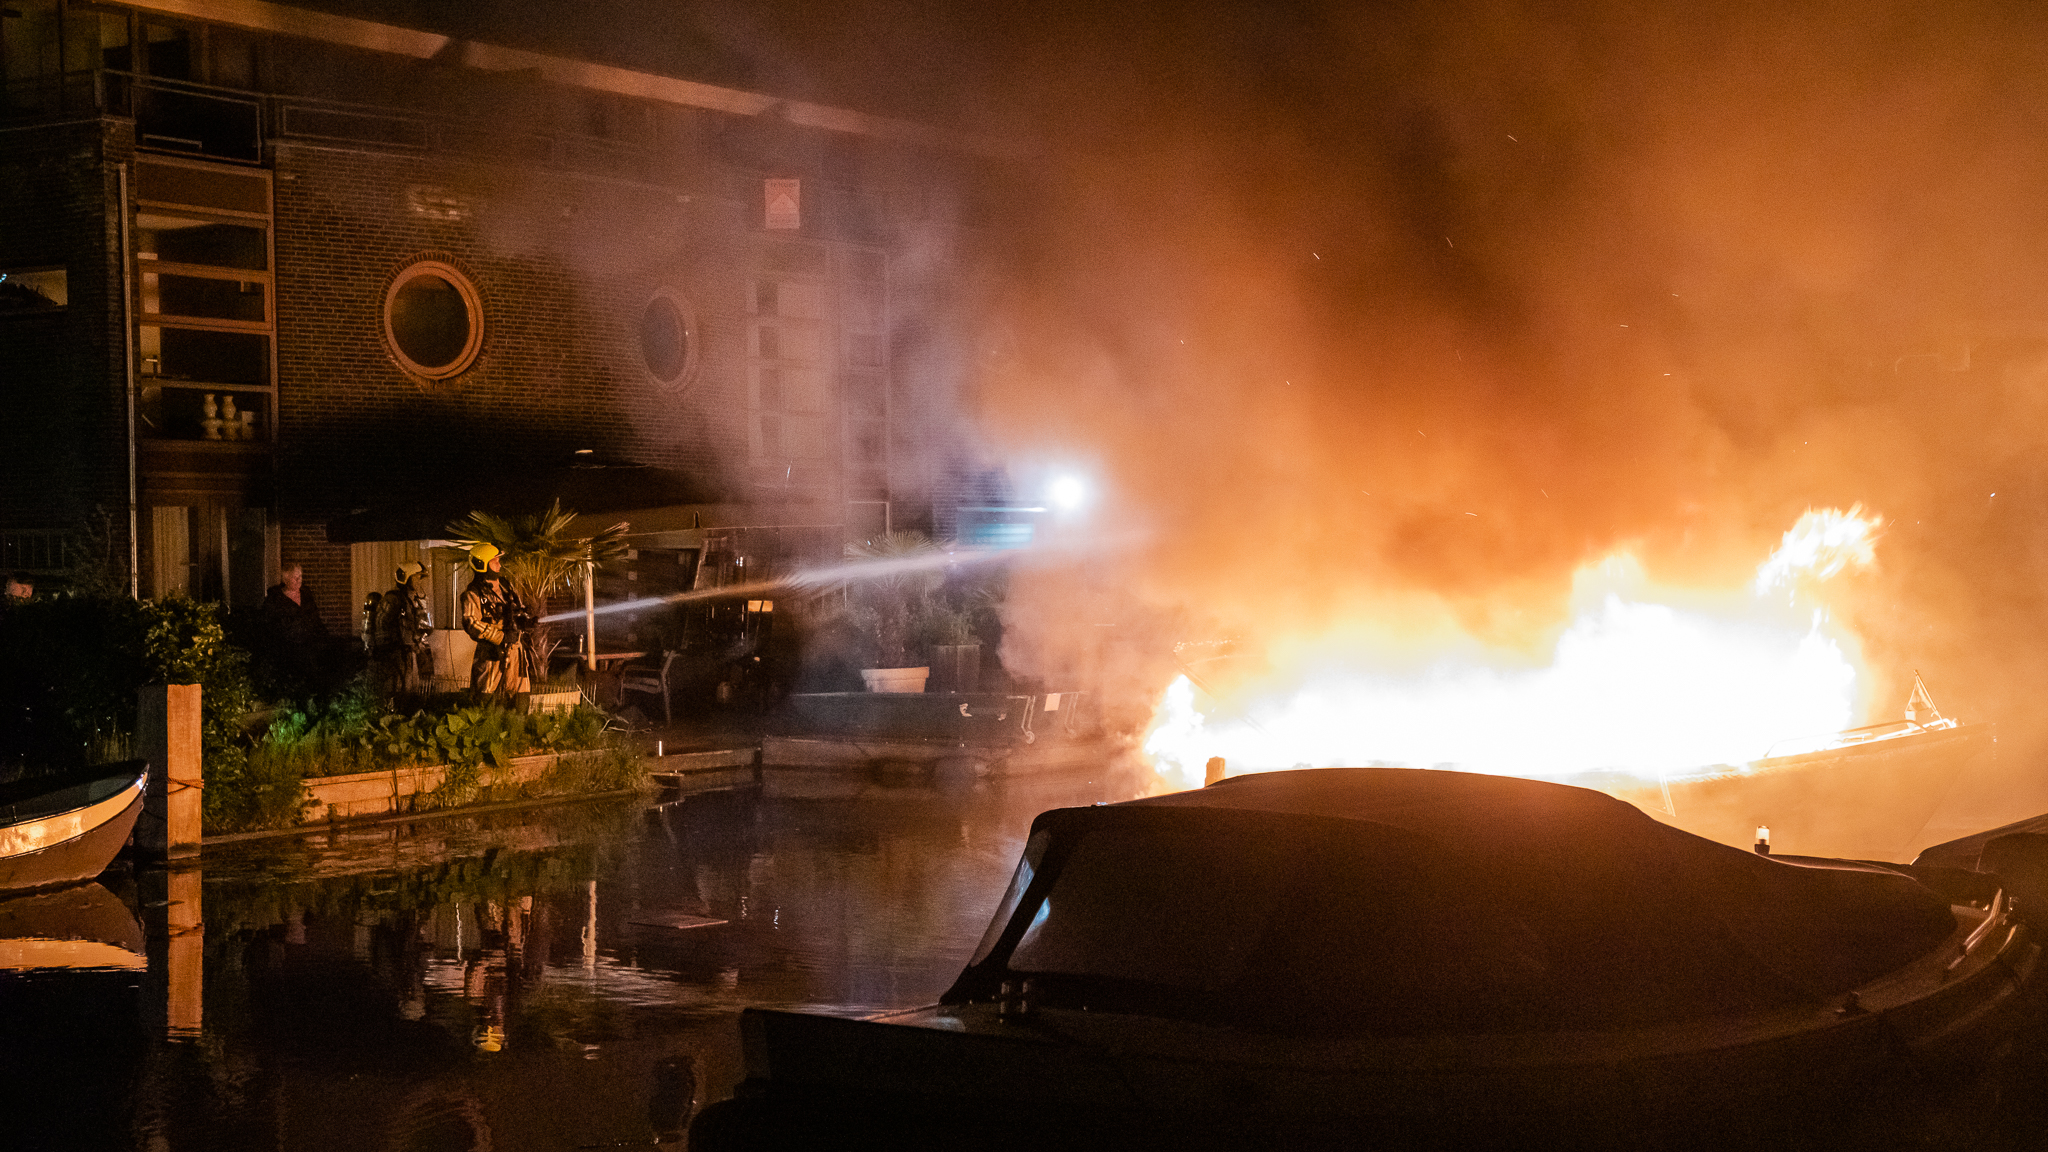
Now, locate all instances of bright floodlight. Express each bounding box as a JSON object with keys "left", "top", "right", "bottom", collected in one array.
[{"left": 1050, "top": 475, "right": 1087, "bottom": 510}]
